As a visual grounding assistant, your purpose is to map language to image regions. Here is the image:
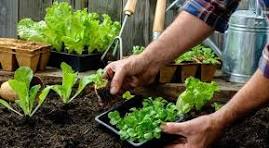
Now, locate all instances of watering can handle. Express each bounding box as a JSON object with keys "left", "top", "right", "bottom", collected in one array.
[
  {"left": 124, "top": 0, "right": 138, "bottom": 16},
  {"left": 153, "top": 0, "right": 167, "bottom": 35}
]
